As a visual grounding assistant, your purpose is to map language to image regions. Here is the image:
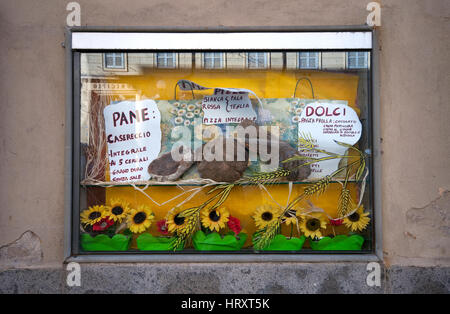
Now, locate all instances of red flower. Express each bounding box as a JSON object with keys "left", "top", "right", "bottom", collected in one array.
[
  {"left": 157, "top": 219, "right": 169, "bottom": 235},
  {"left": 92, "top": 217, "right": 115, "bottom": 231},
  {"left": 227, "top": 216, "right": 242, "bottom": 235},
  {"left": 330, "top": 218, "right": 343, "bottom": 226}
]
